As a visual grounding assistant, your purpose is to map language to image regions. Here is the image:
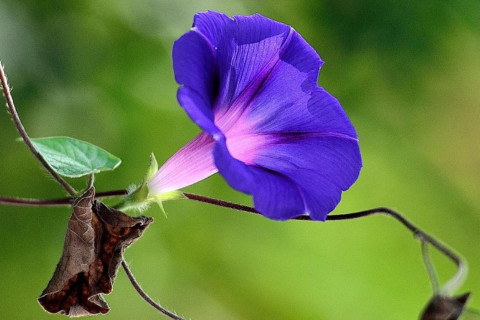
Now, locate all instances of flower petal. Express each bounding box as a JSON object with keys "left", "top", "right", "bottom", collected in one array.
[
  {"left": 213, "top": 14, "right": 292, "bottom": 109},
  {"left": 250, "top": 167, "right": 306, "bottom": 220},
  {"left": 158, "top": 11, "right": 363, "bottom": 221},
  {"left": 177, "top": 87, "right": 220, "bottom": 137},
  {"left": 148, "top": 133, "right": 217, "bottom": 194},
  {"left": 253, "top": 135, "right": 361, "bottom": 220},
  {"left": 307, "top": 88, "right": 359, "bottom": 138},
  {"left": 255, "top": 136, "right": 361, "bottom": 190},
  {"left": 290, "top": 171, "right": 343, "bottom": 221},
  {"left": 193, "top": 11, "right": 232, "bottom": 48},
  {"left": 173, "top": 29, "right": 216, "bottom": 104},
  {"left": 244, "top": 33, "right": 355, "bottom": 136},
  {"left": 214, "top": 128, "right": 360, "bottom": 220},
  {"left": 209, "top": 25, "right": 361, "bottom": 220},
  {"left": 213, "top": 136, "right": 254, "bottom": 194},
  {"left": 213, "top": 137, "right": 306, "bottom": 220}
]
